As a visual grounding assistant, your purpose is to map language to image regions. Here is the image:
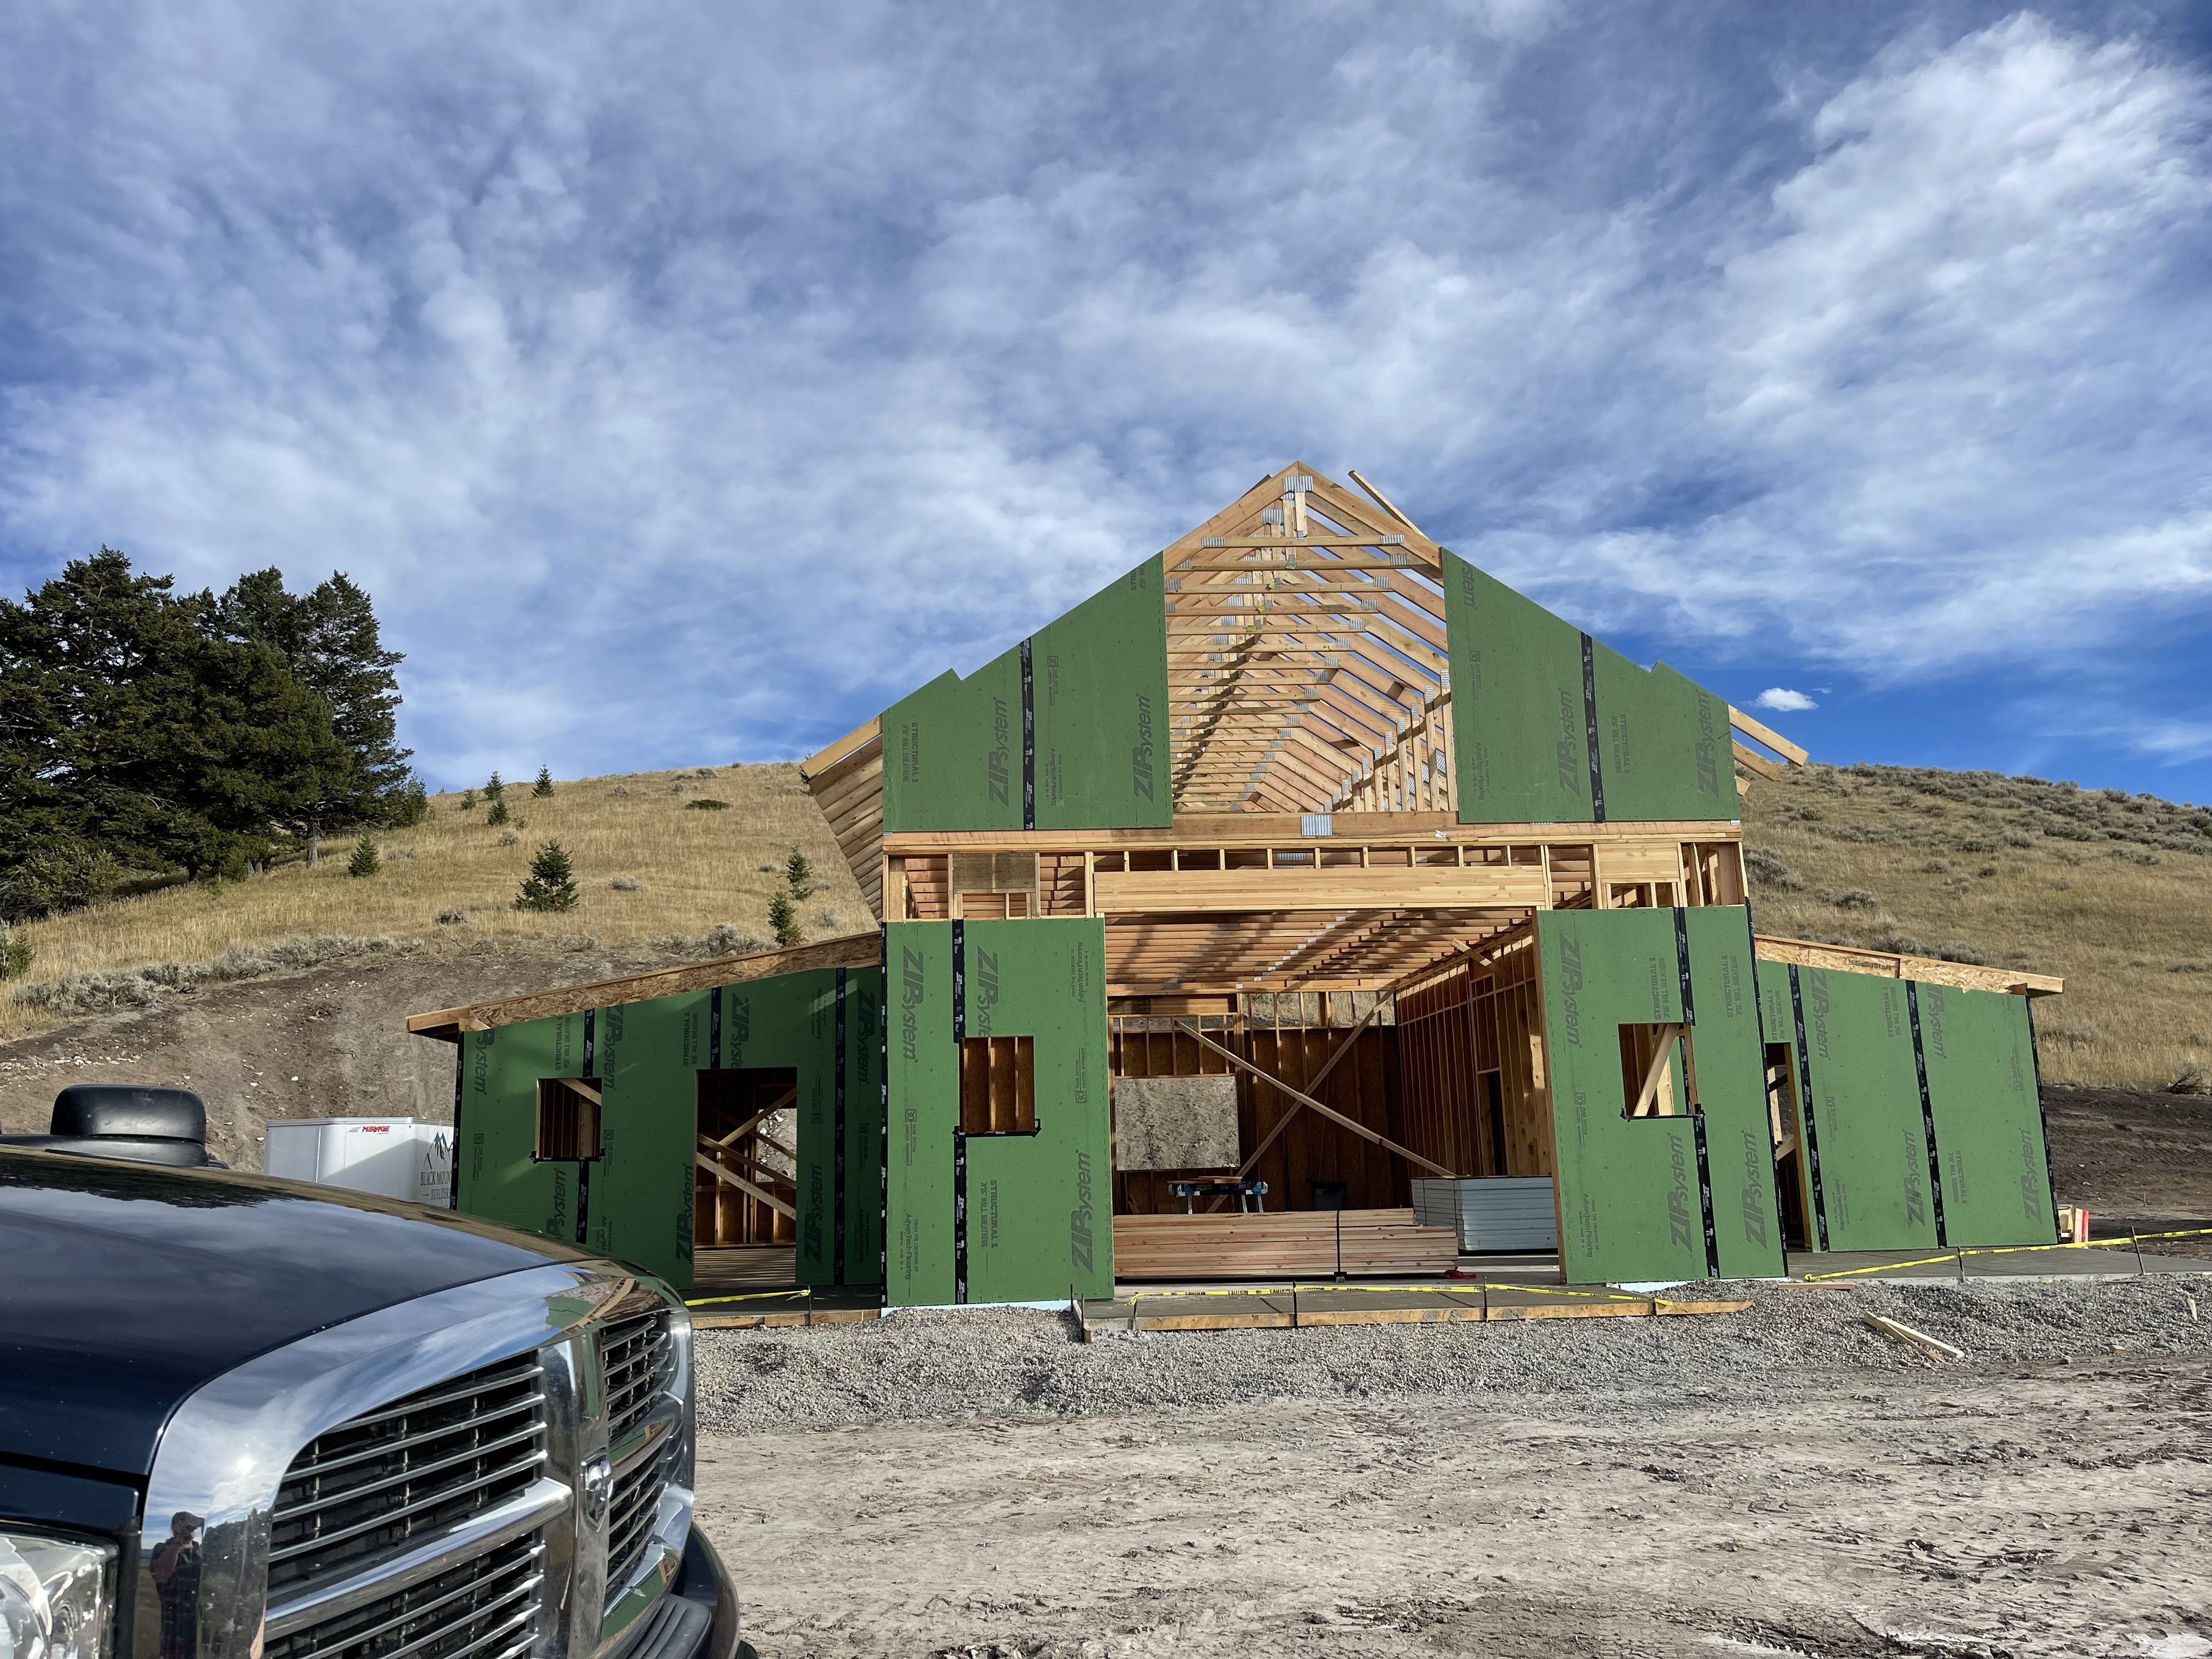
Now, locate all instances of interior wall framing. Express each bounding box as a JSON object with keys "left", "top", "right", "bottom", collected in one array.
[{"left": 1107, "top": 1003, "right": 1408, "bottom": 1216}]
